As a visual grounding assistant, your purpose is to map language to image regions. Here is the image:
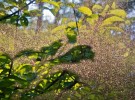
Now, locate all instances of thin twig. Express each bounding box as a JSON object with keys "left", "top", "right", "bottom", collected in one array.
[
  {"left": 8, "top": 59, "right": 14, "bottom": 77},
  {"left": 73, "top": 8, "right": 80, "bottom": 34}
]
